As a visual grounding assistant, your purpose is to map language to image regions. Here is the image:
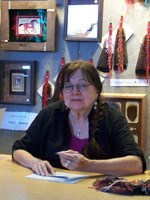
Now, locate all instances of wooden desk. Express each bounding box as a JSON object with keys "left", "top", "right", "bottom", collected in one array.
[{"left": 0, "top": 154, "right": 149, "bottom": 200}]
